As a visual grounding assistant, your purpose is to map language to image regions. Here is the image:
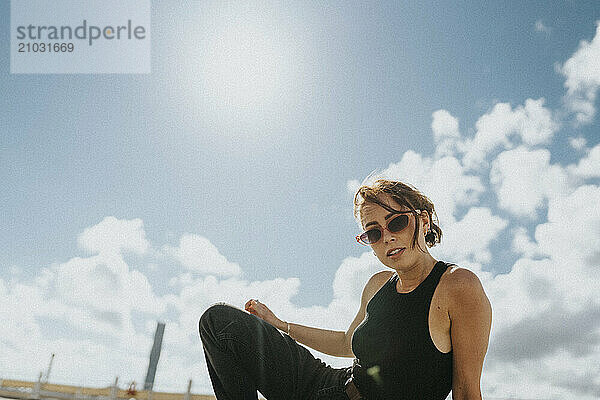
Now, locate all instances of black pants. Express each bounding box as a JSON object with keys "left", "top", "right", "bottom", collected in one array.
[{"left": 199, "top": 303, "right": 352, "bottom": 400}]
